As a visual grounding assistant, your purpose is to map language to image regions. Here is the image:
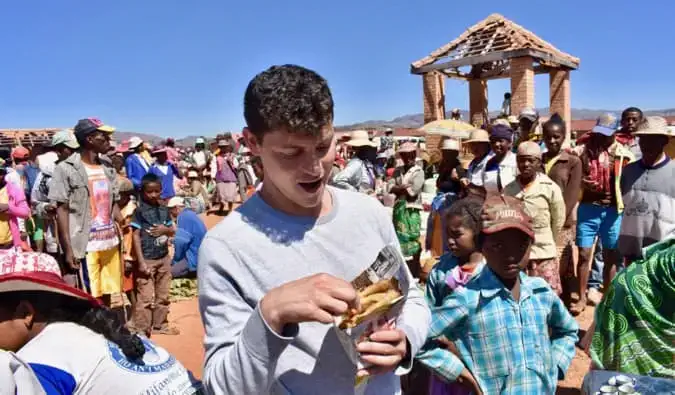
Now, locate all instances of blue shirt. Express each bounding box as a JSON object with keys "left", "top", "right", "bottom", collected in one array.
[
  {"left": 416, "top": 268, "right": 579, "bottom": 395},
  {"left": 149, "top": 162, "right": 180, "bottom": 199},
  {"left": 124, "top": 154, "right": 149, "bottom": 190},
  {"left": 173, "top": 209, "right": 207, "bottom": 272}
]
